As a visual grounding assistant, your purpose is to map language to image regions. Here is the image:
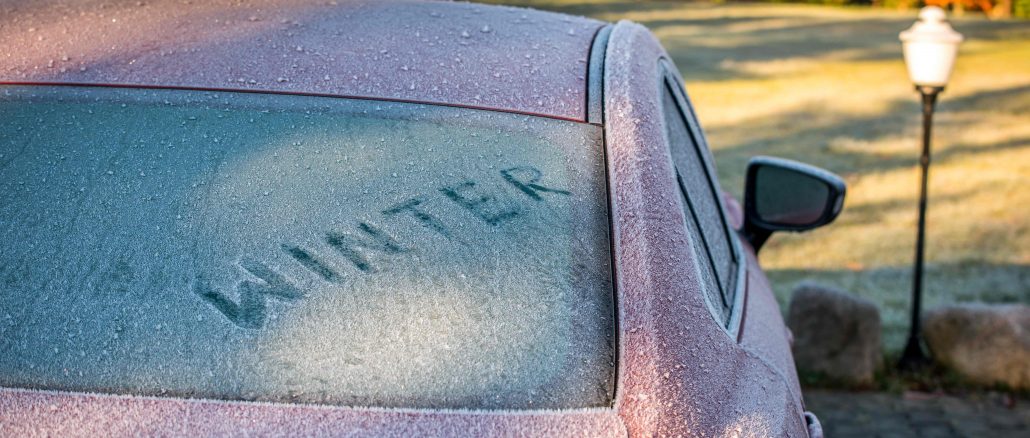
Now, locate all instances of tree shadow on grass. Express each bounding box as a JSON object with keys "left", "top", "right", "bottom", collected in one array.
[
  {"left": 489, "top": 1, "right": 1030, "bottom": 82},
  {"left": 704, "top": 82, "right": 1030, "bottom": 192},
  {"left": 657, "top": 14, "right": 1030, "bottom": 82},
  {"left": 839, "top": 186, "right": 982, "bottom": 226}
]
